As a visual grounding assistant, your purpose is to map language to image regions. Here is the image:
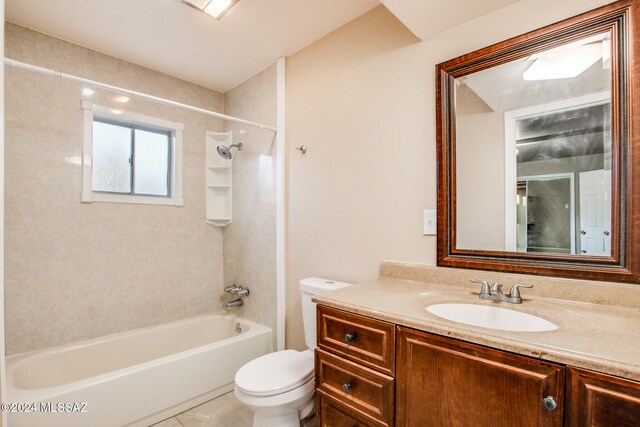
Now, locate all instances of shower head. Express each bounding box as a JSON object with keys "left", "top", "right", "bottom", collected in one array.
[{"left": 216, "top": 142, "right": 243, "bottom": 159}]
